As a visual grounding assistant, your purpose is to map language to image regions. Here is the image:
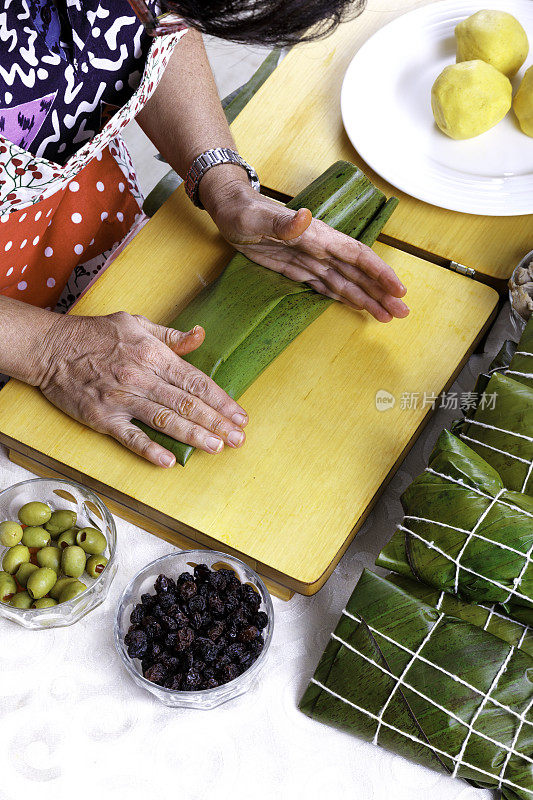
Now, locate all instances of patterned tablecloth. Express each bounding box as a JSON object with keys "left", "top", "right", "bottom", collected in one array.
[{"left": 0, "top": 304, "right": 517, "bottom": 800}]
